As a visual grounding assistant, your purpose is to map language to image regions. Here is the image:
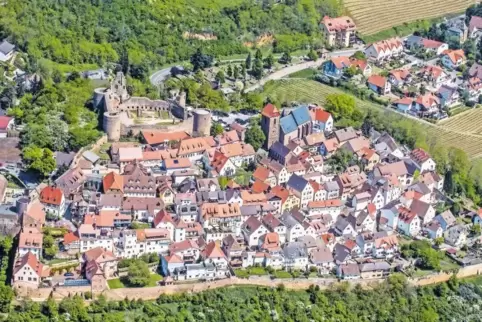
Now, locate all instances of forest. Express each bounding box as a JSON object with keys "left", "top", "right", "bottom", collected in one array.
[
  {"left": 2, "top": 274, "right": 482, "bottom": 321},
  {"left": 0, "top": 0, "right": 341, "bottom": 69}
]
